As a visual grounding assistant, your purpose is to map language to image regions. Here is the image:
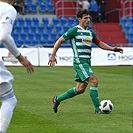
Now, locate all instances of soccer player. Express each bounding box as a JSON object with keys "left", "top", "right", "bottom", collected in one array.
[
  {"left": 0, "top": 0, "right": 34, "bottom": 132},
  {"left": 48, "top": 9, "right": 123, "bottom": 114}
]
